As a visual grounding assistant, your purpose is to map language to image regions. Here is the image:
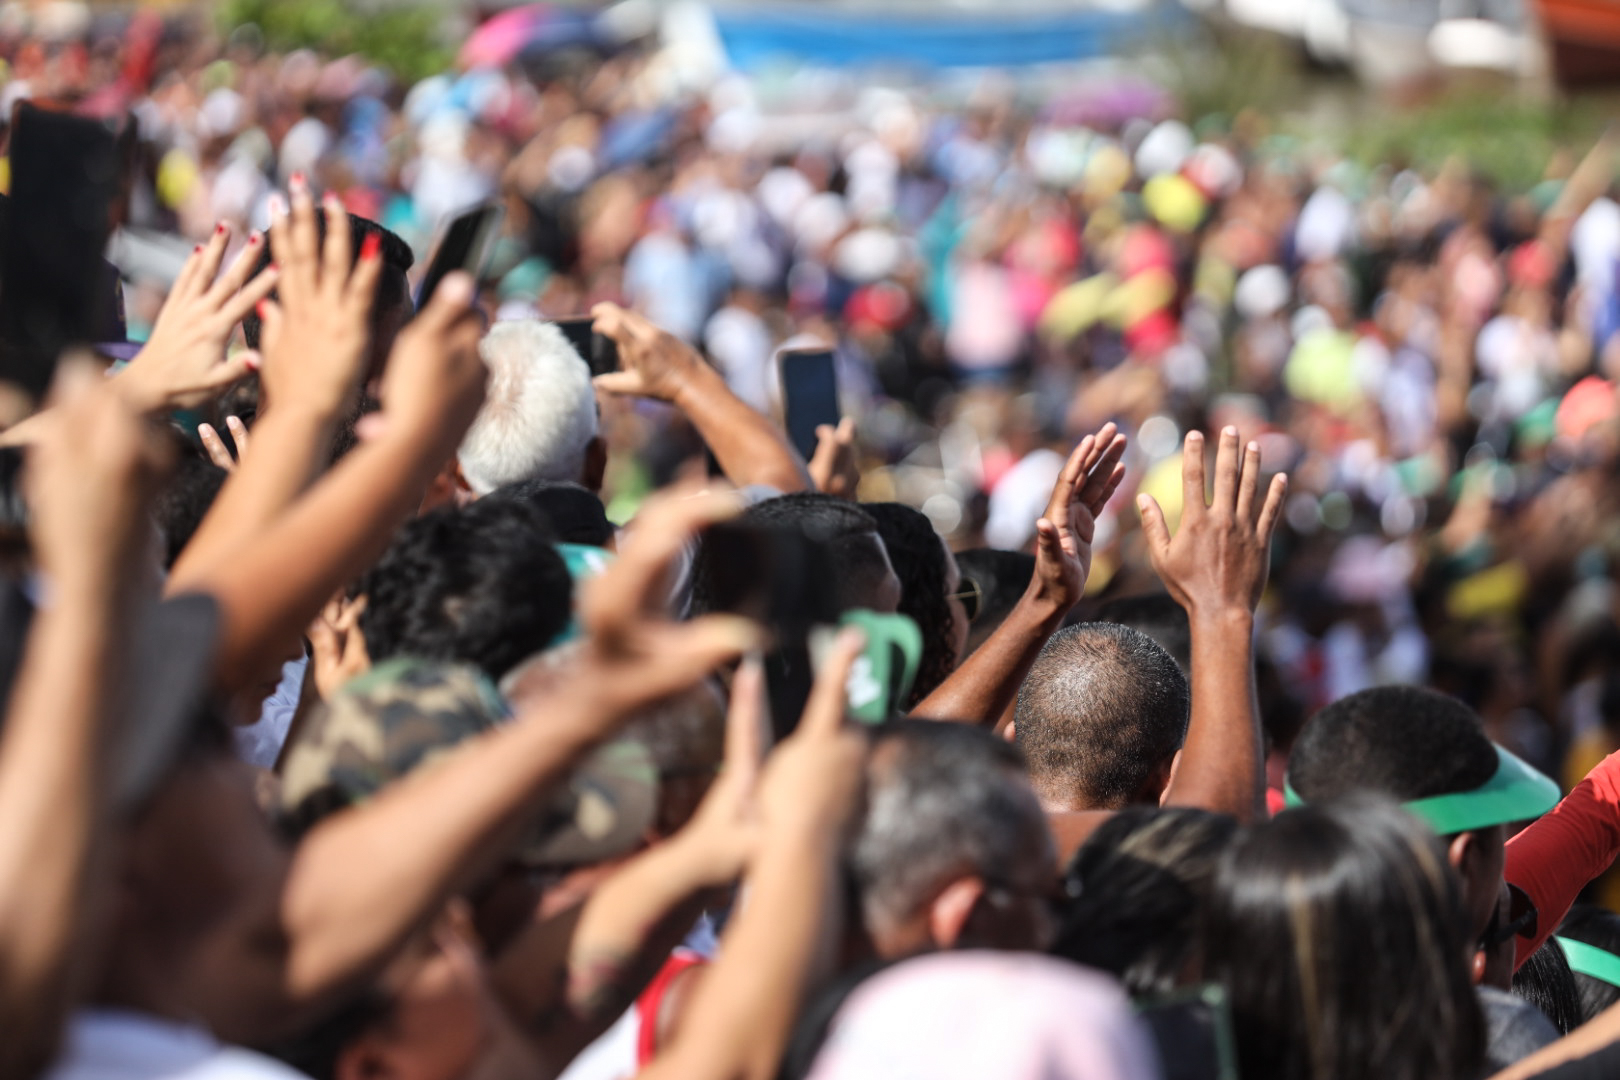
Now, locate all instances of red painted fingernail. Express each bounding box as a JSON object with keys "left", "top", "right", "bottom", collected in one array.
[
  {"left": 215, "top": 222, "right": 227, "bottom": 235},
  {"left": 360, "top": 233, "right": 380, "bottom": 261},
  {"left": 193, "top": 244, "right": 203, "bottom": 253},
  {"left": 255, "top": 300, "right": 268, "bottom": 318},
  {"left": 269, "top": 263, "right": 279, "bottom": 274},
  {"left": 245, "top": 354, "right": 261, "bottom": 371},
  {"left": 247, "top": 233, "right": 260, "bottom": 245}
]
